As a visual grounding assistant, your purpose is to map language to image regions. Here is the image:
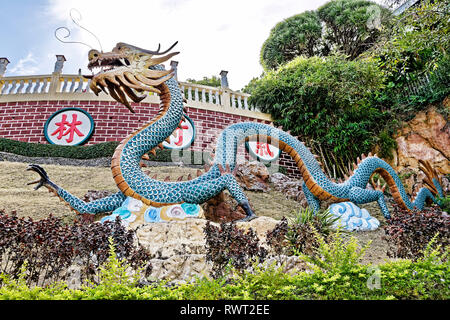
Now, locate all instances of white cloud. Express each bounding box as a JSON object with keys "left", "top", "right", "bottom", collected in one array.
[
  {"left": 8, "top": 52, "right": 39, "bottom": 75},
  {"left": 44, "top": 0, "right": 388, "bottom": 89}
]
